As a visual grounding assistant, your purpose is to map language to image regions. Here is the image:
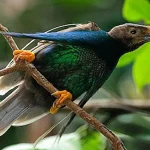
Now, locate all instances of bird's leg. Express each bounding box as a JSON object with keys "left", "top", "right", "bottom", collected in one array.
[
  {"left": 0, "top": 50, "right": 35, "bottom": 77},
  {"left": 50, "top": 90, "right": 73, "bottom": 114},
  {"left": 13, "top": 50, "right": 72, "bottom": 114},
  {"left": 13, "top": 50, "right": 35, "bottom": 63}
]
